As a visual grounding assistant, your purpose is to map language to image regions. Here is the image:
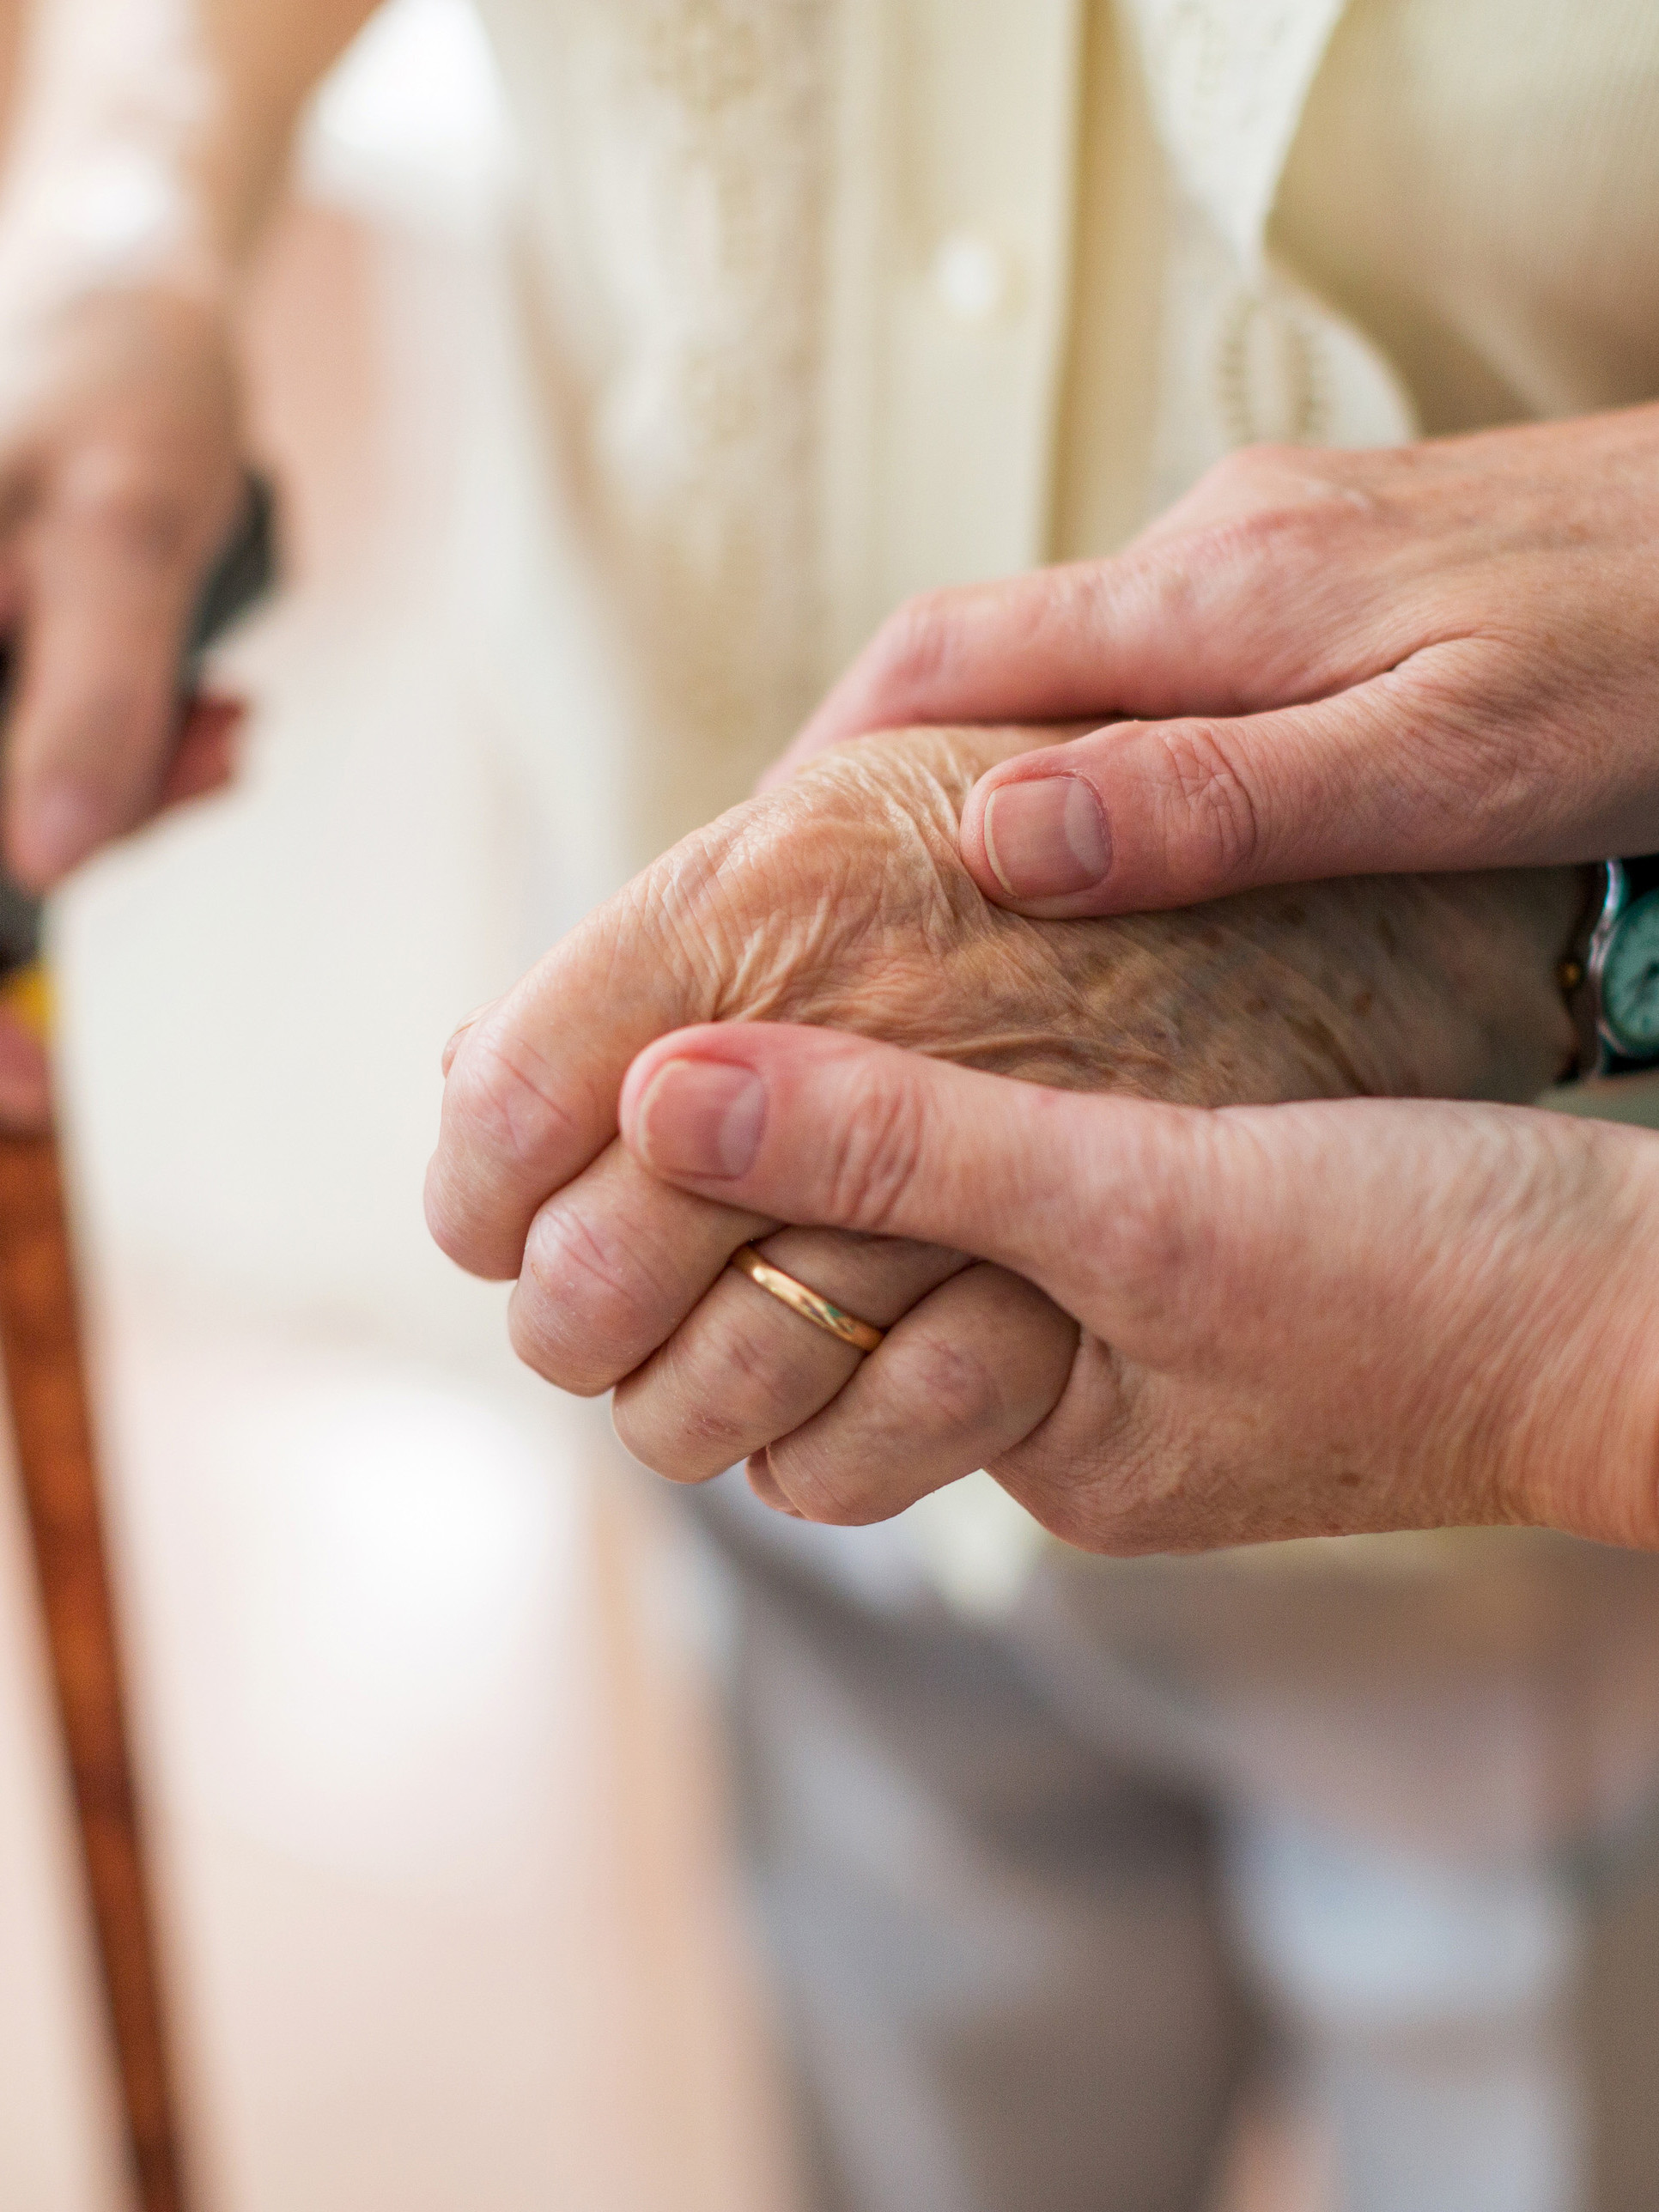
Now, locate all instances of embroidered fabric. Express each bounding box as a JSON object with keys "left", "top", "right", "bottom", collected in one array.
[
  {"left": 1117, "top": 0, "right": 1417, "bottom": 512},
  {"left": 476, "top": 0, "right": 836, "bottom": 861},
  {"left": 475, "top": 0, "right": 1413, "bottom": 861},
  {"left": 1122, "top": 0, "right": 1349, "bottom": 273}
]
